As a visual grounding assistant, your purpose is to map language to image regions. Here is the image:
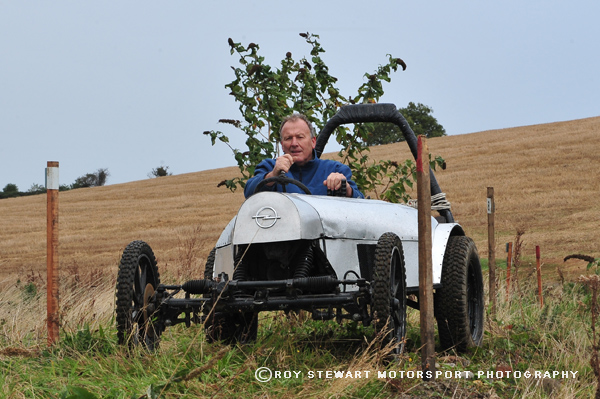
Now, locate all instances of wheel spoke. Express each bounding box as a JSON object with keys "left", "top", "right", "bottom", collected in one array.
[
  {"left": 140, "top": 259, "right": 148, "bottom": 288},
  {"left": 391, "top": 281, "right": 400, "bottom": 298},
  {"left": 392, "top": 309, "right": 402, "bottom": 326},
  {"left": 134, "top": 258, "right": 149, "bottom": 306},
  {"left": 132, "top": 309, "right": 141, "bottom": 324}
]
